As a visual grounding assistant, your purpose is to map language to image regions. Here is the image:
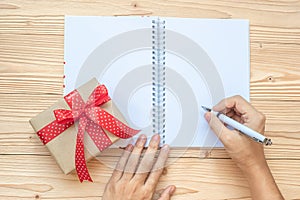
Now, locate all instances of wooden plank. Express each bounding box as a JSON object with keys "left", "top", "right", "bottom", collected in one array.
[
  {"left": 250, "top": 42, "right": 300, "bottom": 101},
  {"left": 0, "top": 155, "right": 299, "bottom": 199},
  {"left": 0, "top": 0, "right": 300, "bottom": 28},
  {"left": 0, "top": 16, "right": 64, "bottom": 73}
]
